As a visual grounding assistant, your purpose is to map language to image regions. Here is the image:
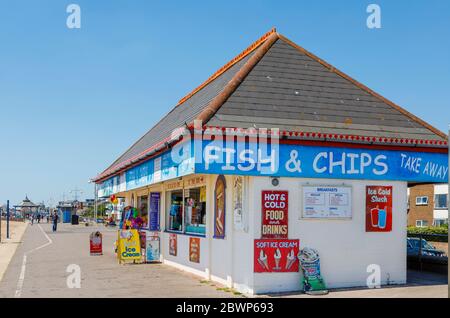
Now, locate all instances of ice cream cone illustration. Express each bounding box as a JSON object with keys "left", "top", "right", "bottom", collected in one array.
[
  {"left": 286, "top": 249, "right": 297, "bottom": 270},
  {"left": 258, "top": 250, "right": 270, "bottom": 271},
  {"left": 273, "top": 248, "right": 282, "bottom": 270}
]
